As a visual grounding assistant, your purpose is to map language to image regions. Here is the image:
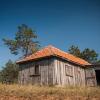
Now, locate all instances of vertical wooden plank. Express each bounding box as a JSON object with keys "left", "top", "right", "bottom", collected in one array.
[
  {"left": 48, "top": 58, "right": 53, "bottom": 85},
  {"left": 40, "top": 59, "right": 49, "bottom": 85},
  {"left": 53, "top": 59, "right": 58, "bottom": 85}
]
